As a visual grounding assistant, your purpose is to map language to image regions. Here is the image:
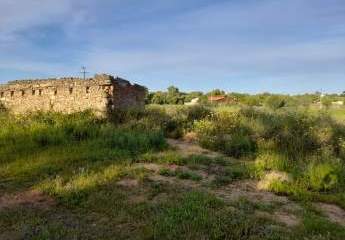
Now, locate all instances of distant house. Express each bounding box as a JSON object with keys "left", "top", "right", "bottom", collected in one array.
[
  {"left": 208, "top": 95, "right": 227, "bottom": 103},
  {"left": 208, "top": 95, "right": 238, "bottom": 104}
]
